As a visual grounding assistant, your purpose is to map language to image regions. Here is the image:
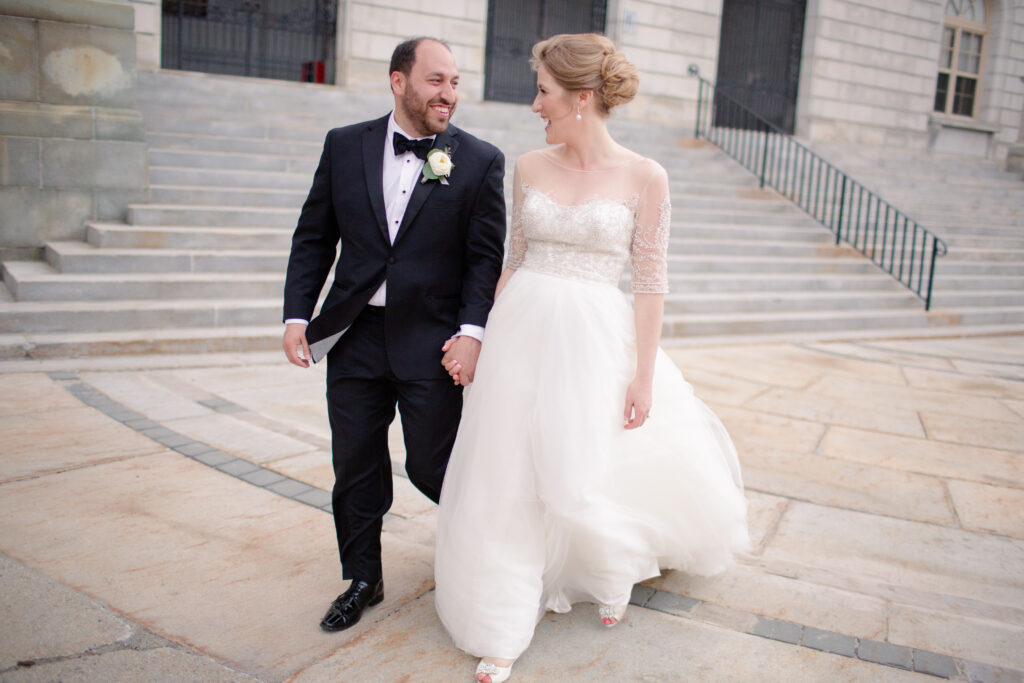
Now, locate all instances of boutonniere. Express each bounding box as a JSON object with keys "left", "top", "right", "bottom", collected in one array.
[{"left": 421, "top": 147, "right": 454, "bottom": 185}]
